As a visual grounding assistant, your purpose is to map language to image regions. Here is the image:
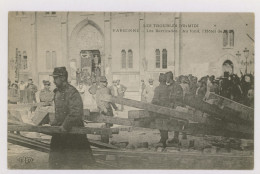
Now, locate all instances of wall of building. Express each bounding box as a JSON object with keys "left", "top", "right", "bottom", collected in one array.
[
  {"left": 8, "top": 12, "right": 254, "bottom": 91},
  {"left": 8, "top": 12, "right": 34, "bottom": 81},
  {"left": 181, "top": 13, "right": 254, "bottom": 78}
]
